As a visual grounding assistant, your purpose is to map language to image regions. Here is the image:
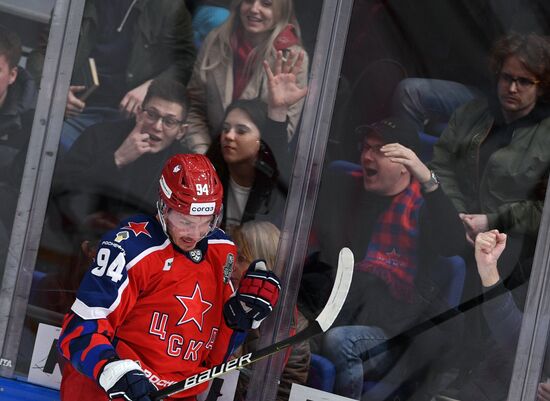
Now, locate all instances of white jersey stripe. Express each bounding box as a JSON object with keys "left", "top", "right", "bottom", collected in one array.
[
  {"left": 72, "top": 276, "right": 130, "bottom": 319},
  {"left": 127, "top": 239, "right": 171, "bottom": 270},
  {"left": 208, "top": 239, "right": 235, "bottom": 246}
]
